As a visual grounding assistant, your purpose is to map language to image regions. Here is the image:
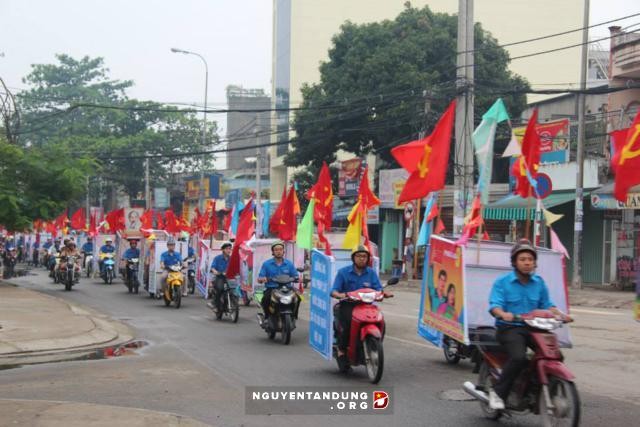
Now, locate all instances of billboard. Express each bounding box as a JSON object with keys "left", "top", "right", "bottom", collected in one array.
[
  {"left": 185, "top": 174, "right": 221, "bottom": 200},
  {"left": 338, "top": 158, "right": 363, "bottom": 197}
]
